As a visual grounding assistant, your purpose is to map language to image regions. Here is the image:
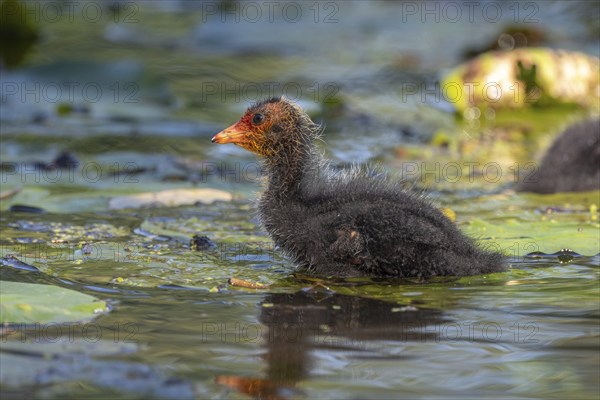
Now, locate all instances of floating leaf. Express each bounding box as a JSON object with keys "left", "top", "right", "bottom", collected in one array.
[
  {"left": 109, "top": 188, "right": 232, "bottom": 210},
  {"left": 459, "top": 192, "right": 600, "bottom": 257},
  {"left": 0, "top": 281, "right": 107, "bottom": 324},
  {"left": 443, "top": 48, "right": 600, "bottom": 113}
]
